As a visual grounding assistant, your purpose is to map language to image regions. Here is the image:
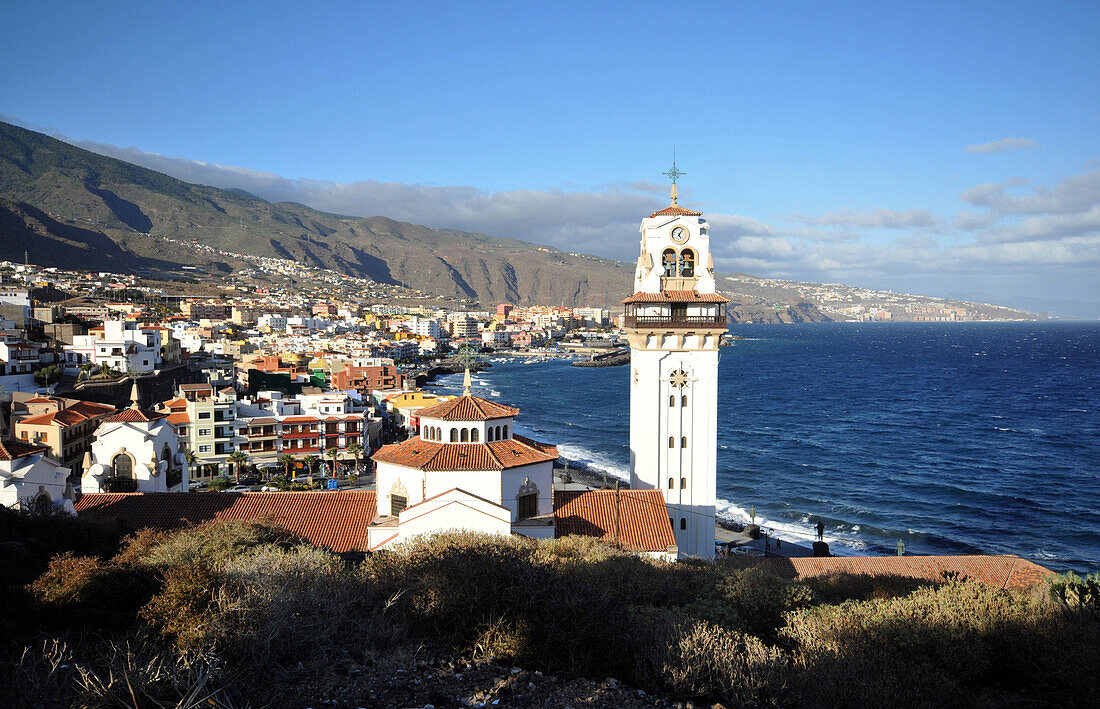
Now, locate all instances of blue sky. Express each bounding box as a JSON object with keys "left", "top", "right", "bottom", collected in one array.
[{"left": 3, "top": 1, "right": 1099, "bottom": 315}]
